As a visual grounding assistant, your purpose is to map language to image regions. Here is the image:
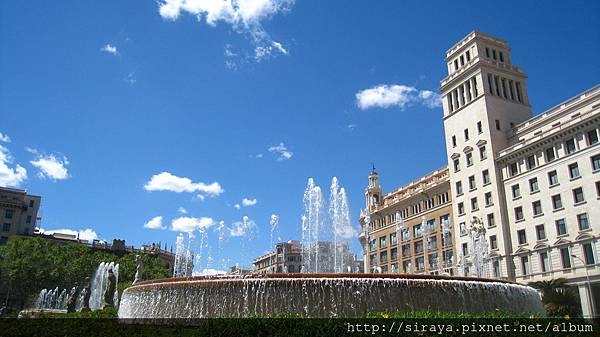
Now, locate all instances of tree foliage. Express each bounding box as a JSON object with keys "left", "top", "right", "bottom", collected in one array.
[
  {"left": 0, "top": 236, "right": 171, "bottom": 313},
  {"left": 529, "top": 278, "right": 580, "bottom": 317}
]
